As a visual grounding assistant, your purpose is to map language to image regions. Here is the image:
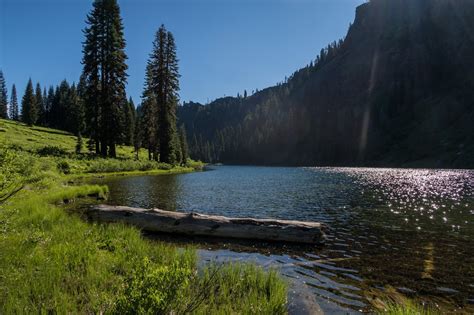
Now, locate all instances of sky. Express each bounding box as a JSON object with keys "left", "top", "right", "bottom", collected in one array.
[{"left": 1, "top": 0, "right": 365, "bottom": 105}]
